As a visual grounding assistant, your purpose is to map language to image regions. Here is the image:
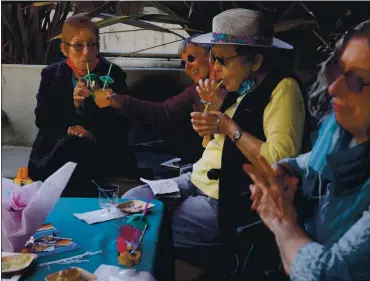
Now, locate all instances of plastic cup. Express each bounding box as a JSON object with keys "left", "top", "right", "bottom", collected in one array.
[
  {"left": 98, "top": 184, "right": 119, "bottom": 213},
  {"left": 94, "top": 89, "right": 112, "bottom": 108}
]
